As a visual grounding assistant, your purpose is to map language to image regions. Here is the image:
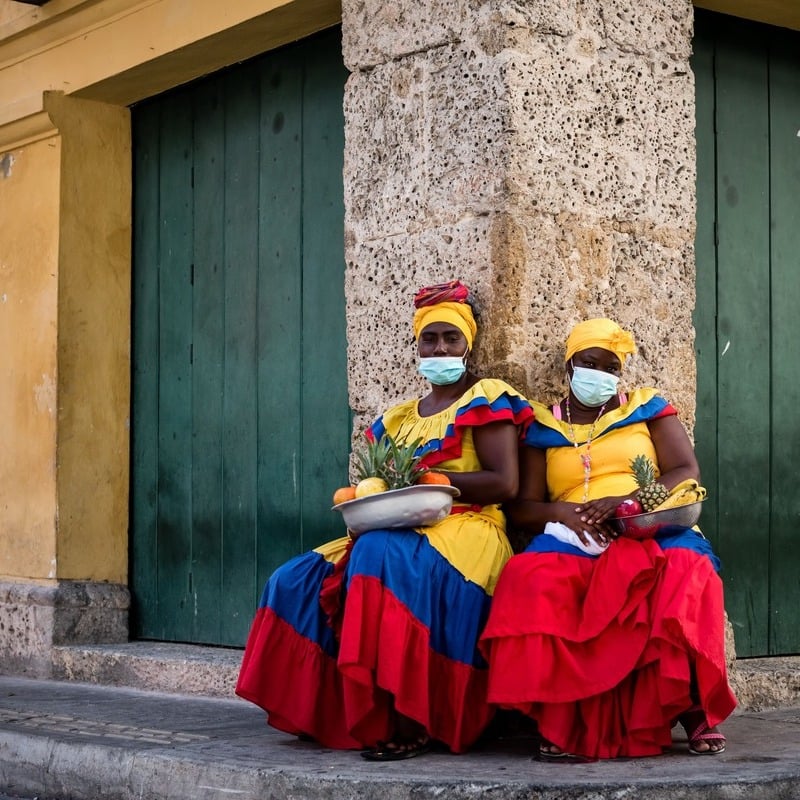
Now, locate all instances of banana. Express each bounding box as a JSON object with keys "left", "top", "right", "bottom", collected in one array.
[{"left": 652, "top": 479, "right": 707, "bottom": 511}]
